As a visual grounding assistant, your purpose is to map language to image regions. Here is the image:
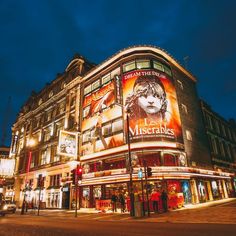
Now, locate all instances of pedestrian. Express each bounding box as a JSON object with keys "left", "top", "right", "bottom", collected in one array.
[
  {"left": 119, "top": 193, "right": 126, "bottom": 213},
  {"left": 161, "top": 189, "right": 168, "bottom": 212},
  {"left": 150, "top": 189, "right": 160, "bottom": 213},
  {"left": 111, "top": 193, "right": 118, "bottom": 212}
]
